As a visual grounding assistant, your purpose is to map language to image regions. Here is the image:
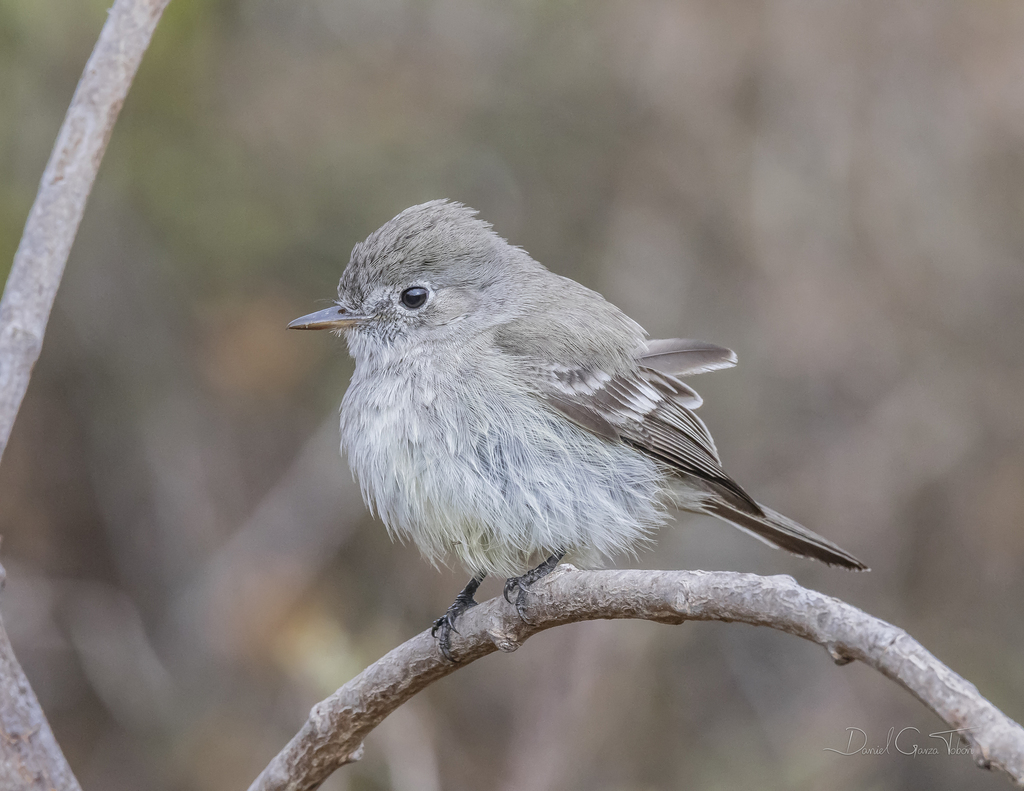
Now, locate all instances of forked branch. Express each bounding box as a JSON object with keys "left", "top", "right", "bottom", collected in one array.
[{"left": 249, "top": 565, "right": 1024, "bottom": 791}]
